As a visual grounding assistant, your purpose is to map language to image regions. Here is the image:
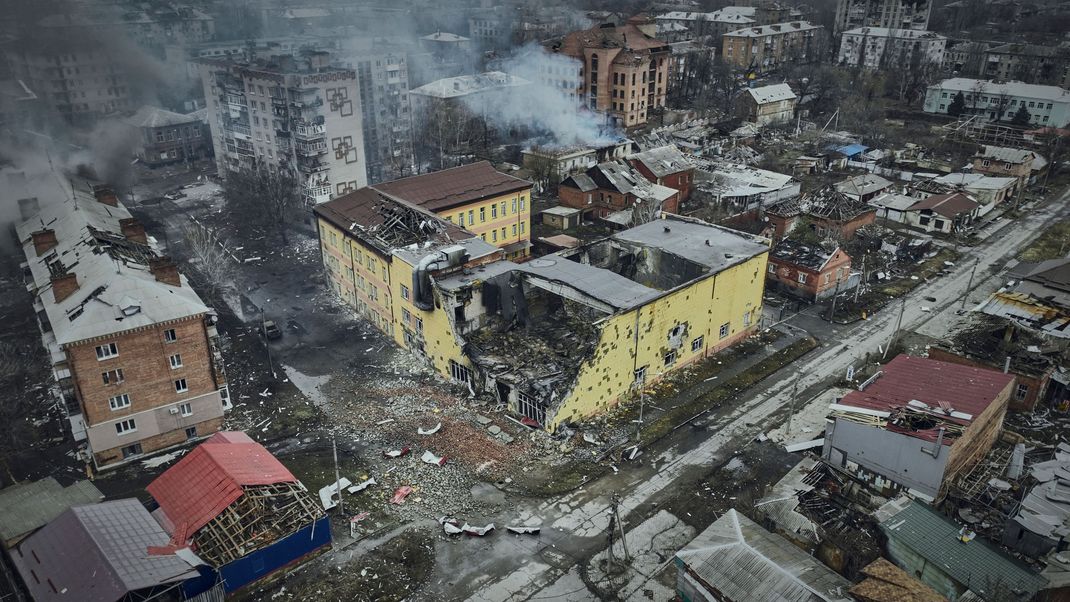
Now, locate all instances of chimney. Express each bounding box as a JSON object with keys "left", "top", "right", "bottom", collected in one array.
[
  {"left": 119, "top": 218, "right": 147, "bottom": 244},
  {"left": 93, "top": 185, "right": 119, "bottom": 207},
  {"left": 149, "top": 257, "right": 181, "bottom": 287},
  {"left": 32, "top": 229, "right": 58, "bottom": 256},
  {"left": 51, "top": 272, "right": 79, "bottom": 303}
]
